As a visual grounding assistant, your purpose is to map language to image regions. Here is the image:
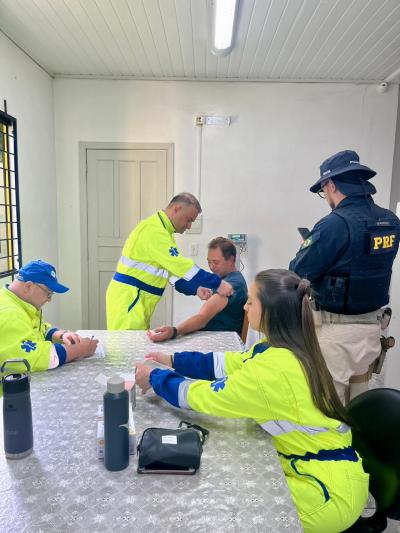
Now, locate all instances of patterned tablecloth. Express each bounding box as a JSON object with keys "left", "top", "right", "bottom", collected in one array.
[{"left": 0, "top": 331, "right": 302, "bottom": 533}]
